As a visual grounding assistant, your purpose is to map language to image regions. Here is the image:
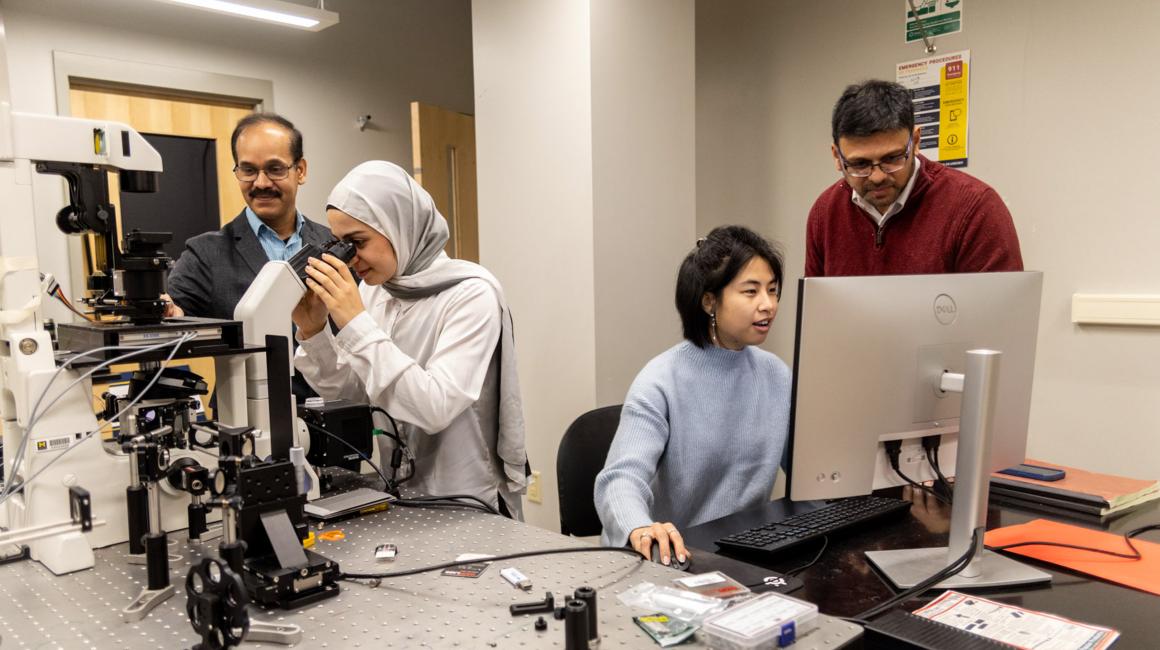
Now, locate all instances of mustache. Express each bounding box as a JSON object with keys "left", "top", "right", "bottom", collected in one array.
[{"left": 249, "top": 188, "right": 281, "bottom": 199}]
